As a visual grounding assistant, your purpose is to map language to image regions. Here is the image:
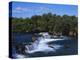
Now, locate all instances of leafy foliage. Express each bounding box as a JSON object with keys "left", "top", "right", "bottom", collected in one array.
[{"left": 11, "top": 13, "right": 78, "bottom": 36}]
